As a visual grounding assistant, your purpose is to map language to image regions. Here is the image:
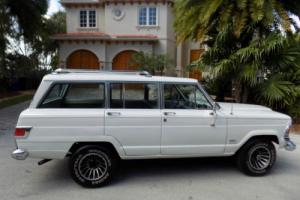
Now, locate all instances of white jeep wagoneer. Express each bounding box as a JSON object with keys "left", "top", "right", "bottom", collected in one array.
[{"left": 12, "top": 69, "right": 296, "bottom": 187}]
